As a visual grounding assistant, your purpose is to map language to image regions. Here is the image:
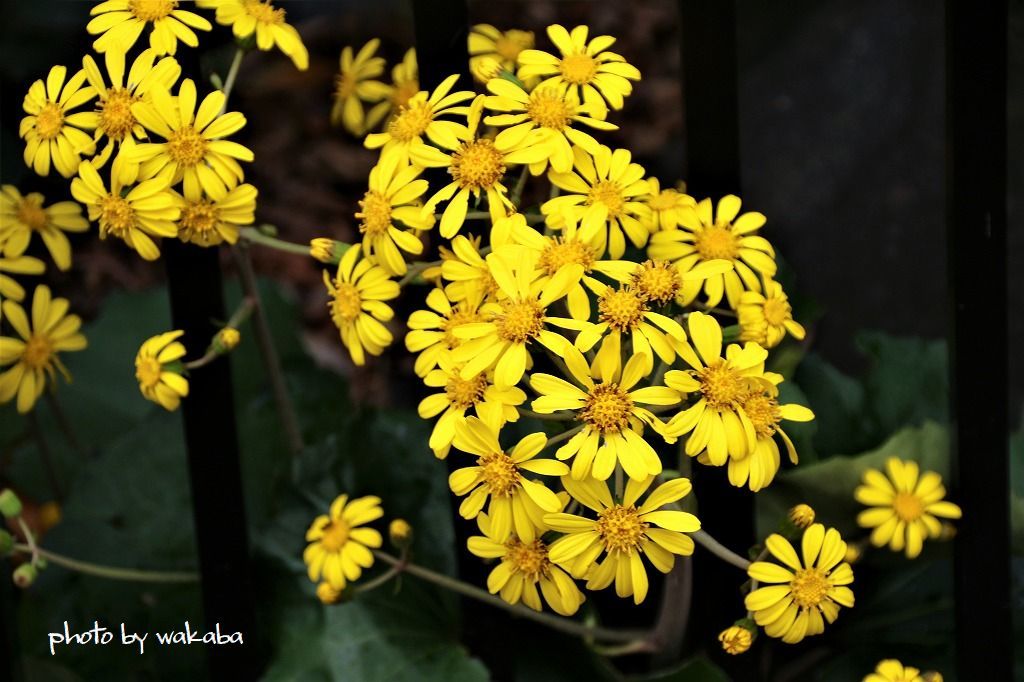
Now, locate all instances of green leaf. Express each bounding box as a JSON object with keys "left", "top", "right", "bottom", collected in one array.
[{"left": 634, "top": 656, "right": 730, "bottom": 682}]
